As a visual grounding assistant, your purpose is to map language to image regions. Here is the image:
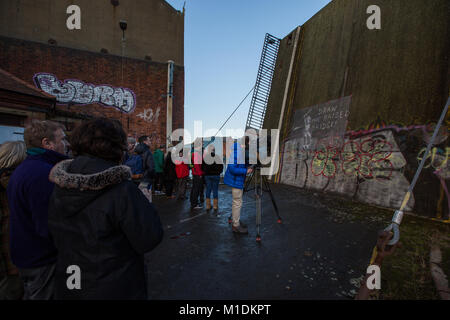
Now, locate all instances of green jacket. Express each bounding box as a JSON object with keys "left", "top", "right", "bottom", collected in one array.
[{"left": 153, "top": 149, "right": 164, "bottom": 173}]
